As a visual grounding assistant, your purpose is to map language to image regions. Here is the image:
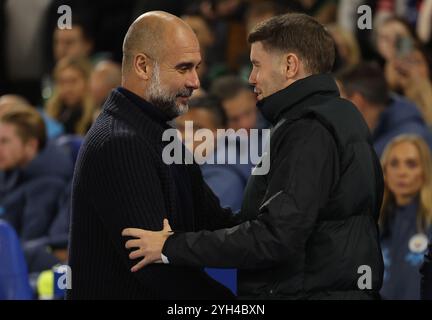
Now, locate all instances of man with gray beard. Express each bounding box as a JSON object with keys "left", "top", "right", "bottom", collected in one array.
[{"left": 67, "top": 11, "right": 238, "bottom": 299}]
